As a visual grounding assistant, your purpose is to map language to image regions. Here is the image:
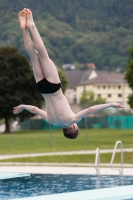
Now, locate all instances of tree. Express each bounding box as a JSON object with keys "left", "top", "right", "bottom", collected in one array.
[
  {"left": 125, "top": 47, "right": 133, "bottom": 108},
  {"left": 0, "top": 47, "right": 68, "bottom": 133},
  {"left": 57, "top": 67, "right": 68, "bottom": 93},
  {"left": 80, "top": 90, "right": 106, "bottom": 108},
  {"left": 0, "top": 47, "right": 44, "bottom": 133}
]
